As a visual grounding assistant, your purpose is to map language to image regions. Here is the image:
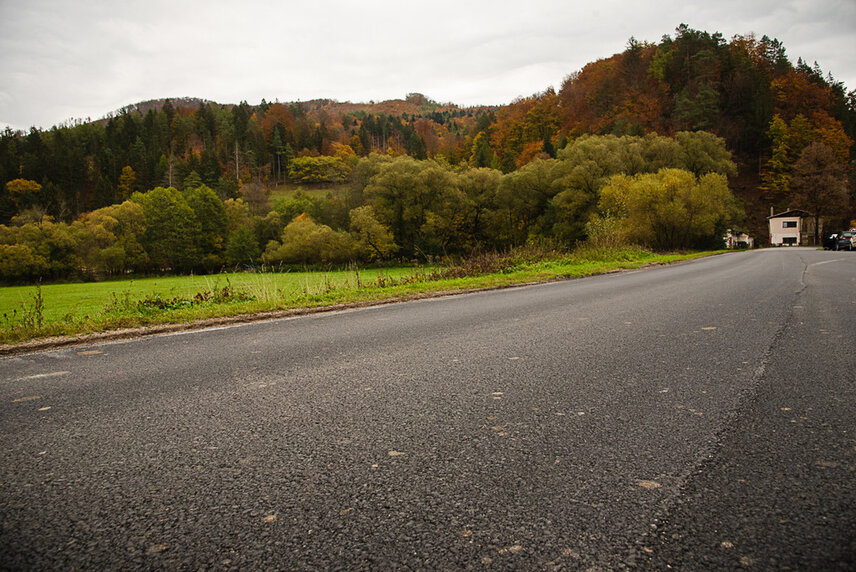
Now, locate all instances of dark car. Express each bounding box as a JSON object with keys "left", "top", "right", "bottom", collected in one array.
[
  {"left": 823, "top": 232, "right": 839, "bottom": 249},
  {"left": 837, "top": 231, "right": 855, "bottom": 251}
]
